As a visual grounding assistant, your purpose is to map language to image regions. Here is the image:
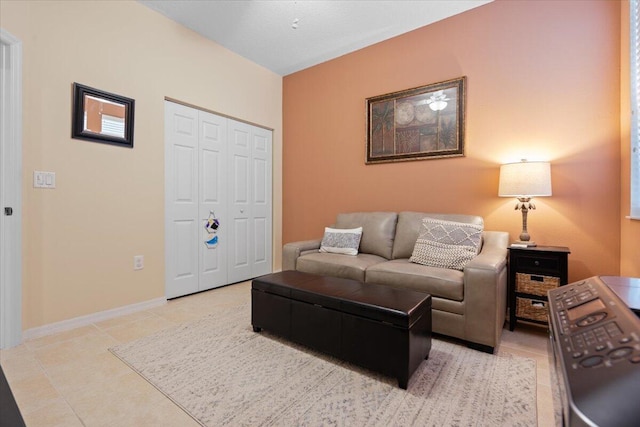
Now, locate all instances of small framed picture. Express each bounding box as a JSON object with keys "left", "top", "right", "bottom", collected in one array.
[{"left": 72, "top": 83, "right": 135, "bottom": 148}]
